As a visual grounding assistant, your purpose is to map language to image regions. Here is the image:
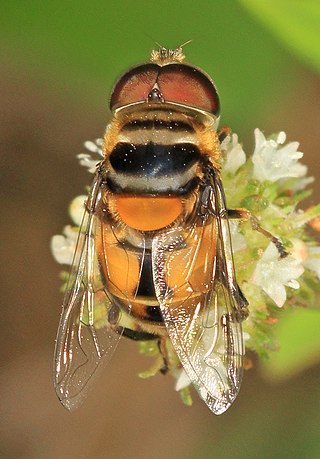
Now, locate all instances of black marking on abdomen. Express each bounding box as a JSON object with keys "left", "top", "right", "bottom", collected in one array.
[
  {"left": 121, "top": 327, "right": 157, "bottom": 341},
  {"left": 137, "top": 254, "right": 157, "bottom": 298},
  {"left": 110, "top": 142, "right": 200, "bottom": 176},
  {"left": 145, "top": 306, "right": 163, "bottom": 323}
]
